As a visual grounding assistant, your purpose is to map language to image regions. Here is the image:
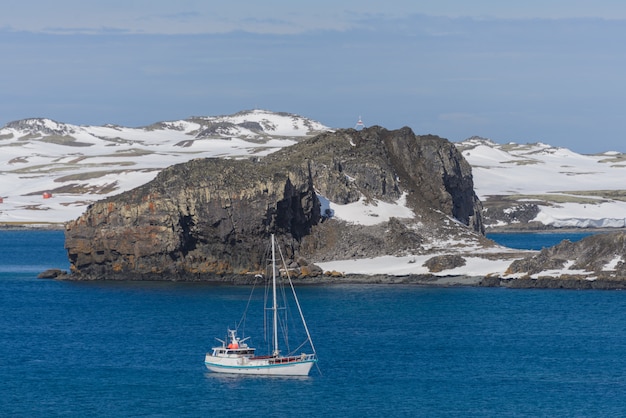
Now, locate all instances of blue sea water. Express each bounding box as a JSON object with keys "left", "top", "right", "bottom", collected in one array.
[
  {"left": 2, "top": 230, "right": 626, "bottom": 417},
  {"left": 487, "top": 231, "right": 597, "bottom": 250}
]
